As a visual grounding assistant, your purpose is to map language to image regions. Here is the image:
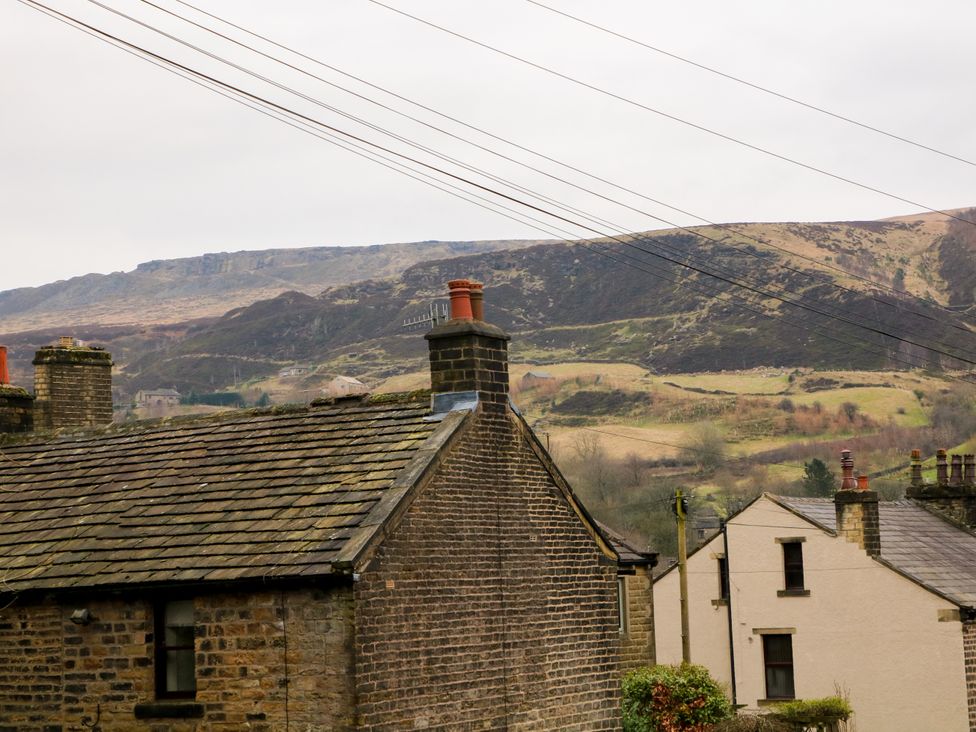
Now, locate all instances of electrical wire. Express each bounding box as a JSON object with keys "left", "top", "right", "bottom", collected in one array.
[
  {"left": 523, "top": 0, "right": 976, "bottom": 170},
  {"left": 17, "top": 0, "right": 976, "bottom": 377},
  {"left": 73, "top": 0, "right": 976, "bottom": 364},
  {"left": 364, "top": 0, "right": 976, "bottom": 229},
  {"left": 155, "top": 0, "right": 976, "bottom": 340}
]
